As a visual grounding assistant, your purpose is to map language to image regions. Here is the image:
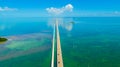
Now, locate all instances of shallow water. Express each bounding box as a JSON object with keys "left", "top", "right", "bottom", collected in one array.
[
  {"left": 0, "top": 17, "right": 120, "bottom": 67},
  {"left": 0, "top": 17, "right": 52, "bottom": 67},
  {"left": 60, "top": 17, "right": 120, "bottom": 67}
]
